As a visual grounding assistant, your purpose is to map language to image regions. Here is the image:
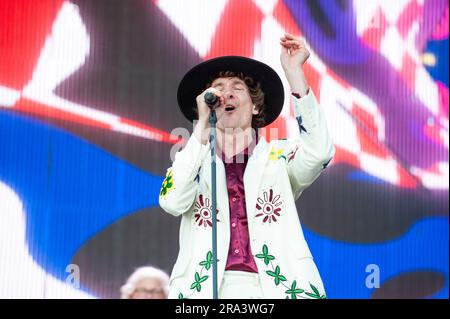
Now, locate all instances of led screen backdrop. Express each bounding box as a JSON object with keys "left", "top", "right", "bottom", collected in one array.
[{"left": 0, "top": 0, "right": 448, "bottom": 298}]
